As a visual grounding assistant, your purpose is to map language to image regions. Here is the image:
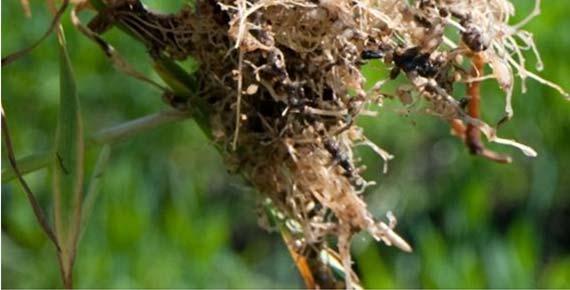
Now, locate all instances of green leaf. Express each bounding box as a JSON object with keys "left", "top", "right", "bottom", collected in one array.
[
  {"left": 81, "top": 145, "right": 111, "bottom": 235},
  {"left": 51, "top": 27, "right": 85, "bottom": 270},
  {"left": 2, "top": 152, "right": 50, "bottom": 183}
]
